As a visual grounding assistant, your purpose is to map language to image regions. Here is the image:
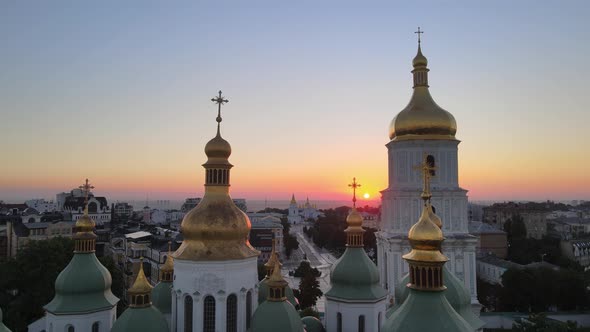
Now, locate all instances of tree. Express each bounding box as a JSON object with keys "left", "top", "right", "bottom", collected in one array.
[
  {"left": 298, "top": 271, "right": 323, "bottom": 309},
  {"left": 513, "top": 313, "right": 578, "bottom": 332},
  {"left": 294, "top": 261, "right": 320, "bottom": 278},
  {"left": 0, "top": 237, "right": 125, "bottom": 331}
]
